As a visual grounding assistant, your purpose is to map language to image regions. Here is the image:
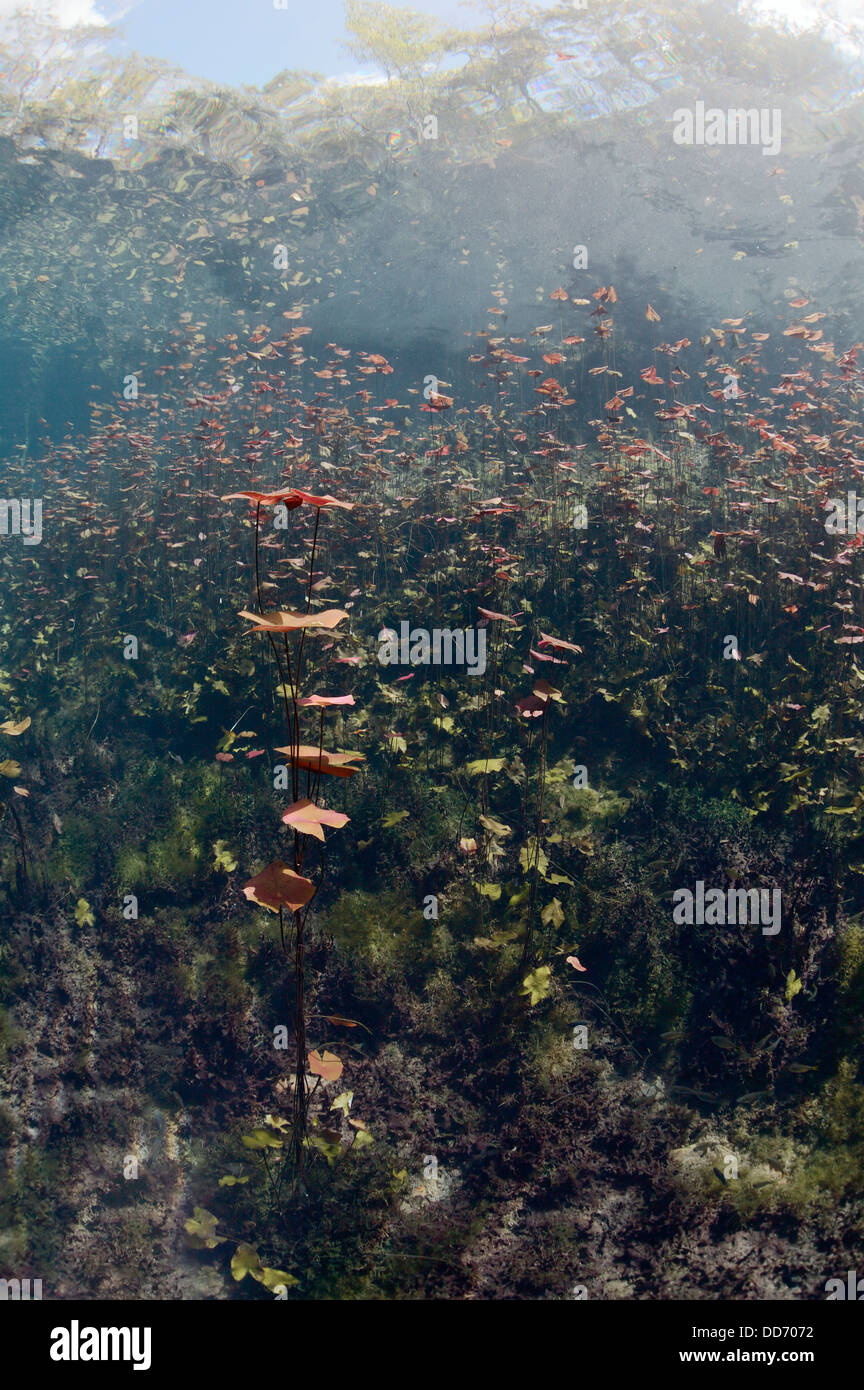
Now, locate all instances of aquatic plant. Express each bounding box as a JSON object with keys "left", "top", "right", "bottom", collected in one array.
[{"left": 222, "top": 486, "right": 362, "bottom": 1177}]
